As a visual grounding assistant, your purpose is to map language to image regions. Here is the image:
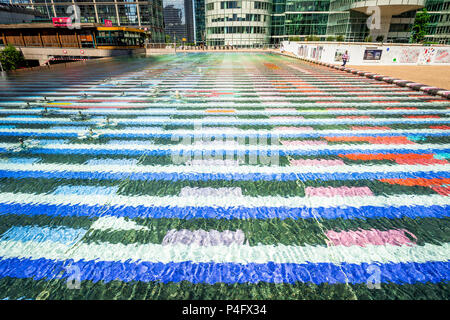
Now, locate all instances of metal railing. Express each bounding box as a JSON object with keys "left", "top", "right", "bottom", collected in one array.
[{"left": 146, "top": 43, "right": 280, "bottom": 50}]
